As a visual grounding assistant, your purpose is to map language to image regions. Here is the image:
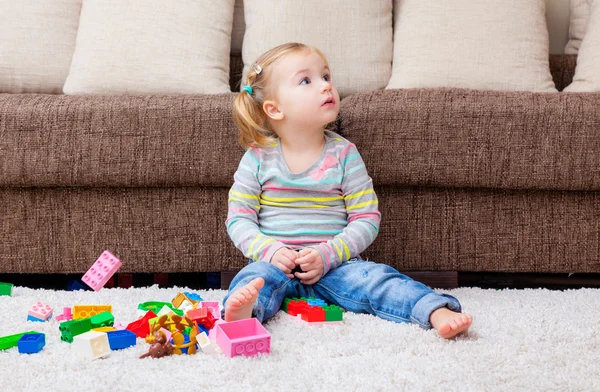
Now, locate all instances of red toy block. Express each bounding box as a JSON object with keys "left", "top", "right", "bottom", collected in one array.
[
  {"left": 187, "top": 308, "right": 217, "bottom": 330},
  {"left": 126, "top": 310, "right": 157, "bottom": 338},
  {"left": 301, "top": 306, "right": 326, "bottom": 322},
  {"left": 82, "top": 250, "right": 122, "bottom": 291},
  {"left": 287, "top": 300, "right": 310, "bottom": 316}
]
